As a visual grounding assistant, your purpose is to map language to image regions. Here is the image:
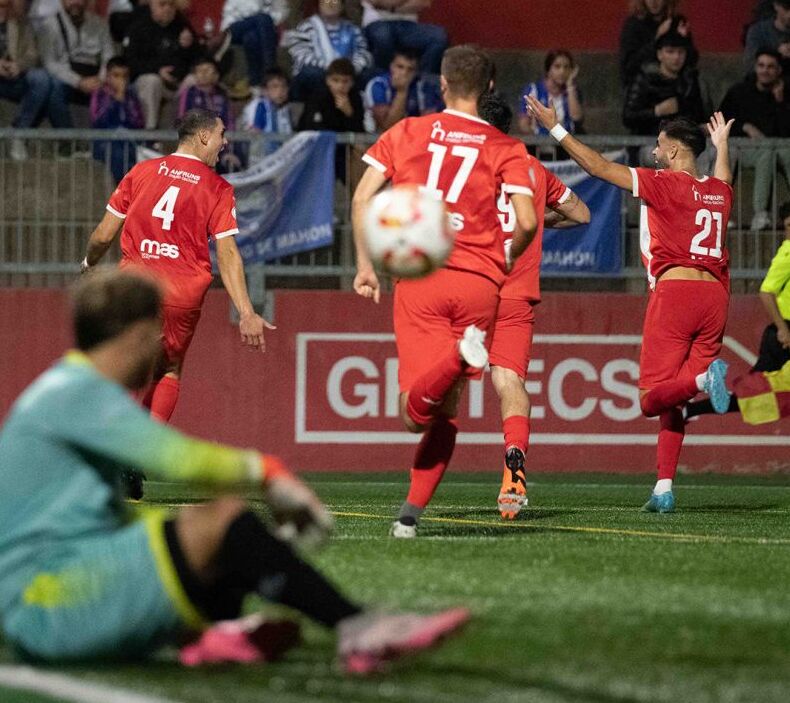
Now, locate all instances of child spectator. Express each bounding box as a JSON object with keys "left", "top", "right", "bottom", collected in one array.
[
  {"left": 178, "top": 56, "right": 241, "bottom": 172},
  {"left": 298, "top": 57, "right": 364, "bottom": 182},
  {"left": 90, "top": 55, "right": 144, "bottom": 183},
  {"left": 241, "top": 66, "right": 293, "bottom": 135},
  {"left": 283, "top": 0, "right": 373, "bottom": 101},
  {"left": 363, "top": 48, "right": 442, "bottom": 132},
  {"left": 518, "top": 49, "right": 583, "bottom": 136}
]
